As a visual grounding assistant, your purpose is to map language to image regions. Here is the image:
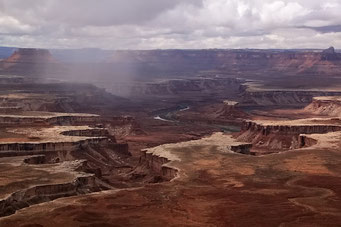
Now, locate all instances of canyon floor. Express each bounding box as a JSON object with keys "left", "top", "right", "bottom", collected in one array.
[
  {"left": 0, "top": 78, "right": 340, "bottom": 227},
  {"left": 0, "top": 48, "right": 341, "bottom": 226},
  {"left": 2, "top": 132, "right": 341, "bottom": 226}
]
